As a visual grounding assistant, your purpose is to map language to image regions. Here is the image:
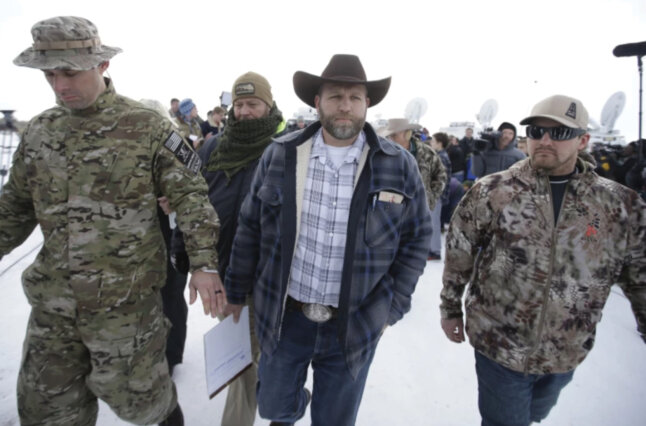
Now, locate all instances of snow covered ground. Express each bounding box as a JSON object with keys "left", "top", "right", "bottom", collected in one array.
[{"left": 1, "top": 228, "right": 645, "bottom": 425}]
